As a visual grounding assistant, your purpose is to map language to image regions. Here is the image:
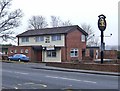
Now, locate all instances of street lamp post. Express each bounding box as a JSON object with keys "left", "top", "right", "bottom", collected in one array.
[{"left": 98, "top": 14, "right": 107, "bottom": 64}]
